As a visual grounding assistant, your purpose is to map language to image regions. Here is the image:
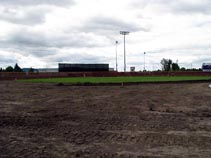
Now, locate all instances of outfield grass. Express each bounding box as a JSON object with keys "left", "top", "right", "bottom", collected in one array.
[{"left": 19, "top": 76, "right": 211, "bottom": 83}]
